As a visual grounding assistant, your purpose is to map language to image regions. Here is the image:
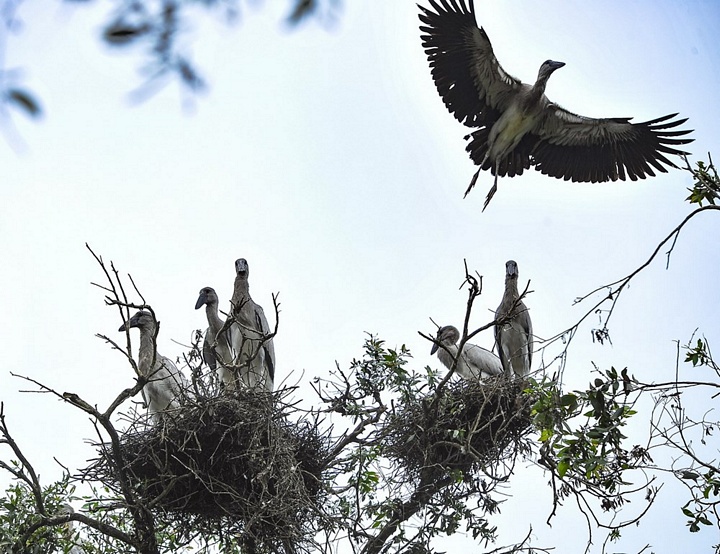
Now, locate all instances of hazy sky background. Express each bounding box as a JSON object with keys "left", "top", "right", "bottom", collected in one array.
[{"left": 2, "top": 1, "right": 720, "bottom": 552}]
